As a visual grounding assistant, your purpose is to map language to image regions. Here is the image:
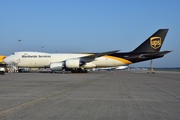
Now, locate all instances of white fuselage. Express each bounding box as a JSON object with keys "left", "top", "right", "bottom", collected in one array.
[{"left": 3, "top": 51, "right": 131, "bottom": 69}]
